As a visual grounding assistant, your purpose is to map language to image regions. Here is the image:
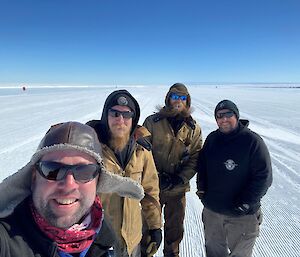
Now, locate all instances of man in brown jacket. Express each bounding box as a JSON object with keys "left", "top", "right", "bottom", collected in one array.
[
  {"left": 143, "top": 83, "right": 202, "bottom": 257},
  {"left": 87, "top": 90, "right": 162, "bottom": 257}
]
